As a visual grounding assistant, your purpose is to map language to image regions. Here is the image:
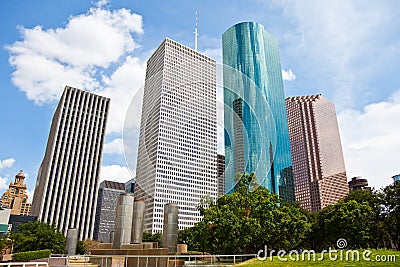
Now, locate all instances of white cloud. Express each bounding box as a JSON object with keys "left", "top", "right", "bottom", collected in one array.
[
  {"left": 0, "top": 177, "right": 9, "bottom": 190},
  {"left": 338, "top": 90, "right": 400, "bottom": 189},
  {"left": 6, "top": 3, "right": 145, "bottom": 136},
  {"left": 0, "top": 158, "right": 15, "bottom": 169},
  {"left": 272, "top": 0, "right": 400, "bottom": 108},
  {"left": 103, "top": 138, "right": 124, "bottom": 154},
  {"left": 199, "top": 35, "right": 221, "bottom": 62},
  {"left": 97, "top": 56, "right": 146, "bottom": 134},
  {"left": 282, "top": 69, "right": 296, "bottom": 81},
  {"left": 96, "top": 0, "right": 109, "bottom": 8},
  {"left": 100, "top": 165, "right": 133, "bottom": 183}
]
